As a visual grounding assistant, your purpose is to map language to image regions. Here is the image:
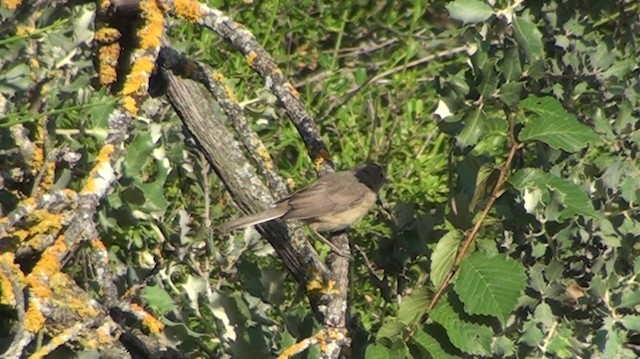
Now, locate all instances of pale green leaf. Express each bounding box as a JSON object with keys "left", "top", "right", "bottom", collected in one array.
[
  {"left": 446, "top": 0, "right": 494, "bottom": 24},
  {"left": 454, "top": 252, "right": 526, "bottom": 325},
  {"left": 519, "top": 96, "right": 601, "bottom": 152},
  {"left": 513, "top": 16, "right": 543, "bottom": 63},
  {"left": 431, "top": 231, "right": 462, "bottom": 288}
]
